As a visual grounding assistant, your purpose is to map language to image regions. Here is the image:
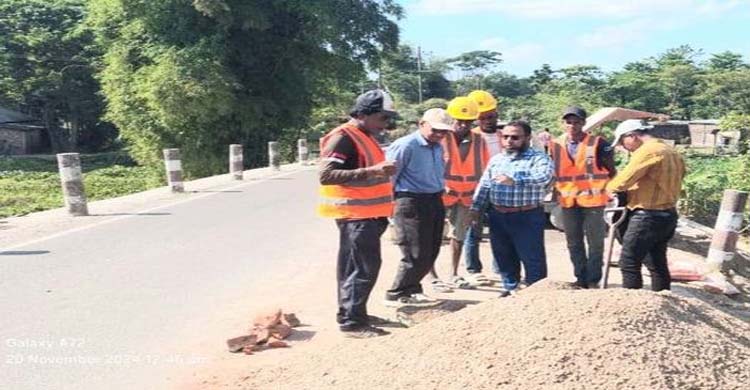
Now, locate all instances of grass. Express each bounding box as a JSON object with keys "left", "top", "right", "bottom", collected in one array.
[{"left": 0, "top": 153, "right": 165, "bottom": 218}]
